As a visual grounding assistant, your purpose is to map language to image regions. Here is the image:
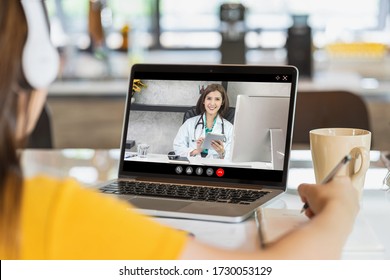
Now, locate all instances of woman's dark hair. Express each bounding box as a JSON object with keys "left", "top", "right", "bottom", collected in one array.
[
  {"left": 195, "top": 84, "right": 230, "bottom": 118},
  {"left": 0, "top": 0, "right": 30, "bottom": 259}
]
